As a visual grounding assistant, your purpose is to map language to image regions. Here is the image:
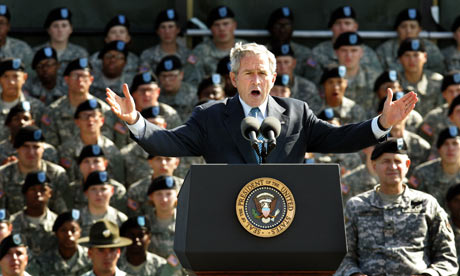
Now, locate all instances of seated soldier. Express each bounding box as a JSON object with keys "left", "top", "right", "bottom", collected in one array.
[
  {"left": 196, "top": 74, "right": 226, "bottom": 105},
  {"left": 90, "top": 14, "right": 139, "bottom": 77},
  {"left": 10, "top": 172, "right": 57, "bottom": 259},
  {"left": 377, "top": 8, "right": 445, "bottom": 73},
  {"left": 0, "top": 234, "right": 30, "bottom": 276},
  {"left": 57, "top": 99, "right": 124, "bottom": 182},
  {"left": 24, "top": 47, "right": 66, "bottom": 105},
  {"left": 67, "top": 144, "right": 127, "bottom": 213},
  {"left": 334, "top": 139, "right": 458, "bottom": 275},
  {"left": 0, "top": 126, "right": 67, "bottom": 214},
  {"left": 78, "top": 171, "right": 127, "bottom": 236},
  {"left": 319, "top": 66, "right": 366, "bottom": 124},
  {"left": 270, "top": 74, "right": 292, "bottom": 98},
  {"left": 446, "top": 184, "right": 460, "bottom": 267},
  {"left": 398, "top": 38, "right": 443, "bottom": 116},
  {"left": 216, "top": 55, "right": 237, "bottom": 97},
  {"left": 0, "top": 101, "right": 58, "bottom": 165}
]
